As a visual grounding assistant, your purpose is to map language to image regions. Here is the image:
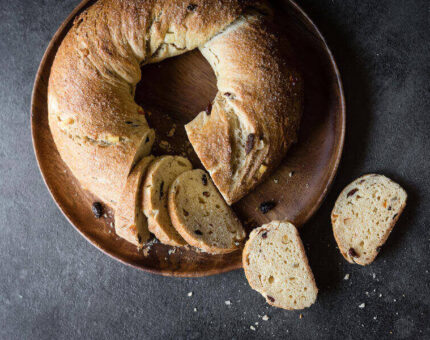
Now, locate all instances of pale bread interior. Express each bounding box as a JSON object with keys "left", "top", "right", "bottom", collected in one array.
[
  {"left": 114, "top": 156, "right": 154, "bottom": 247},
  {"left": 243, "top": 221, "right": 318, "bottom": 310},
  {"left": 143, "top": 156, "right": 192, "bottom": 246},
  {"left": 332, "top": 174, "right": 407, "bottom": 265},
  {"left": 168, "top": 169, "right": 245, "bottom": 254}
]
